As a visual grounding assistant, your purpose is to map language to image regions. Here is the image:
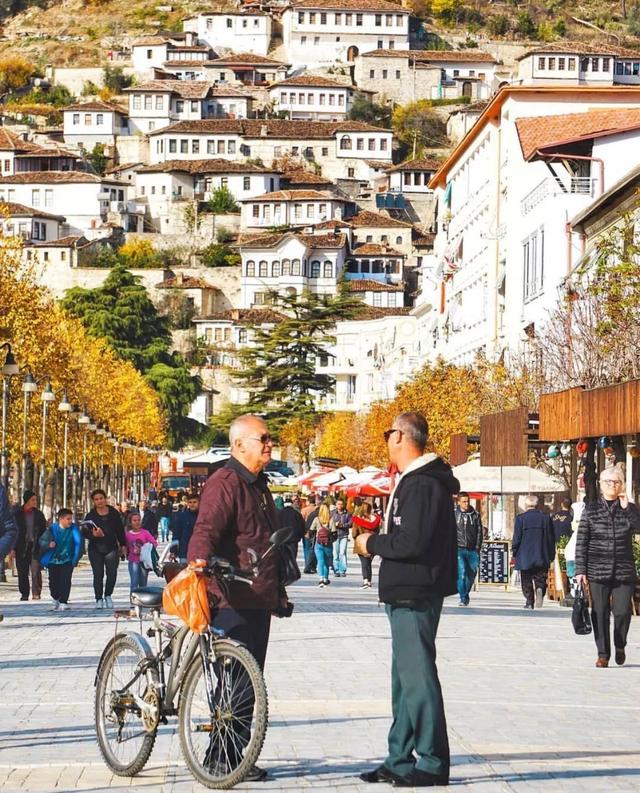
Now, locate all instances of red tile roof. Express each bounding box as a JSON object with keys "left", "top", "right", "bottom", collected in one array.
[
  {"left": 150, "top": 119, "right": 388, "bottom": 138},
  {"left": 386, "top": 157, "right": 441, "bottom": 173},
  {"left": 281, "top": 169, "right": 334, "bottom": 187},
  {"left": 0, "top": 128, "right": 41, "bottom": 152},
  {"left": 271, "top": 74, "right": 353, "bottom": 89},
  {"left": 196, "top": 308, "right": 286, "bottom": 325},
  {"left": 314, "top": 218, "right": 353, "bottom": 229},
  {"left": 0, "top": 171, "right": 105, "bottom": 184},
  {"left": 363, "top": 48, "right": 496, "bottom": 63},
  {"left": 0, "top": 201, "right": 65, "bottom": 220},
  {"left": 29, "top": 235, "right": 89, "bottom": 248},
  {"left": 124, "top": 81, "right": 213, "bottom": 99},
  {"left": 516, "top": 107, "right": 640, "bottom": 160},
  {"left": 352, "top": 305, "right": 412, "bottom": 319},
  {"left": 64, "top": 100, "right": 127, "bottom": 114},
  {"left": 352, "top": 242, "right": 404, "bottom": 256},
  {"left": 212, "top": 52, "right": 287, "bottom": 66},
  {"left": 517, "top": 42, "right": 640, "bottom": 61},
  {"left": 347, "top": 278, "right": 403, "bottom": 292},
  {"left": 350, "top": 209, "right": 412, "bottom": 228},
  {"left": 247, "top": 189, "right": 338, "bottom": 201},
  {"left": 238, "top": 230, "right": 347, "bottom": 248},
  {"left": 156, "top": 275, "right": 216, "bottom": 289},
  {"left": 137, "top": 158, "right": 275, "bottom": 174}
]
